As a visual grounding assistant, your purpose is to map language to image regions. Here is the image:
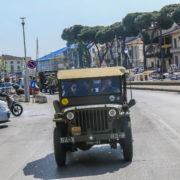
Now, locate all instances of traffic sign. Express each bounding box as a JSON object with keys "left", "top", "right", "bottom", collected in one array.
[
  {"left": 27, "top": 60, "right": 36, "bottom": 69},
  {"left": 30, "top": 80, "right": 36, "bottom": 89}
]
